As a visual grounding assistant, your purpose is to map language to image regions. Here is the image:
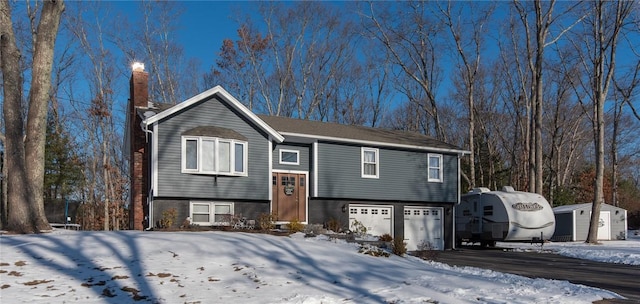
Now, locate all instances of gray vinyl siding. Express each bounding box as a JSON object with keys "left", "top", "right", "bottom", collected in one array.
[
  {"left": 155, "top": 95, "right": 270, "bottom": 200},
  {"left": 611, "top": 209, "right": 627, "bottom": 240},
  {"left": 574, "top": 210, "right": 591, "bottom": 241},
  {"left": 272, "top": 143, "right": 311, "bottom": 171},
  {"left": 315, "top": 142, "right": 458, "bottom": 202}
]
